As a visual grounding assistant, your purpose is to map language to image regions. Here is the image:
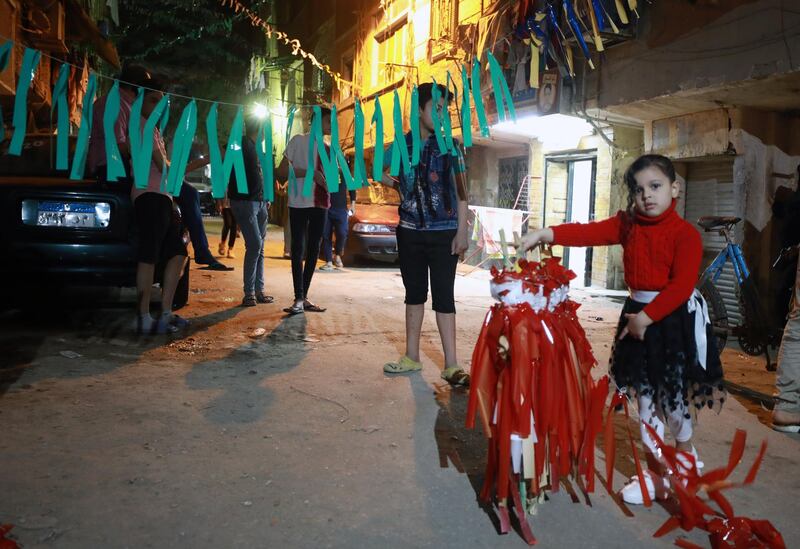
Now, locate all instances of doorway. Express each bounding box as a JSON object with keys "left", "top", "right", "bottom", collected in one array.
[{"left": 543, "top": 154, "right": 597, "bottom": 287}]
